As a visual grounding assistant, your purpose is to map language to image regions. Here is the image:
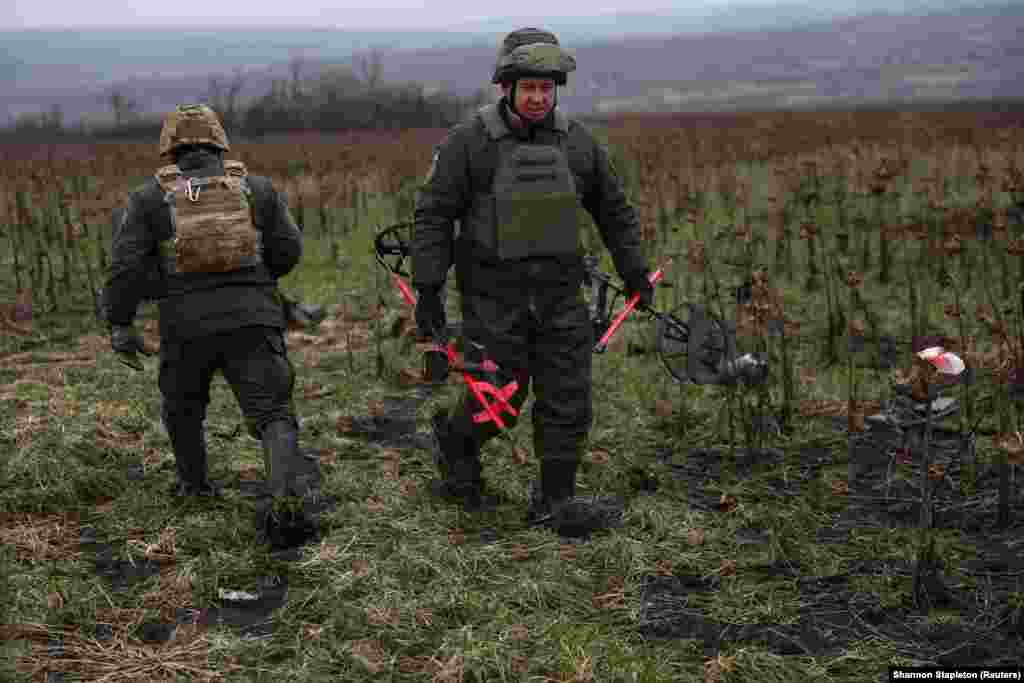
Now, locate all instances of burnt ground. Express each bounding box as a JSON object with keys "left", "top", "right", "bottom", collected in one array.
[
  {"left": 333, "top": 386, "right": 439, "bottom": 452},
  {"left": 645, "top": 413, "right": 1024, "bottom": 671}
]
